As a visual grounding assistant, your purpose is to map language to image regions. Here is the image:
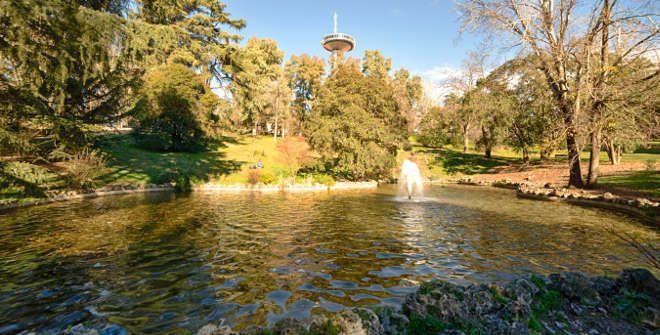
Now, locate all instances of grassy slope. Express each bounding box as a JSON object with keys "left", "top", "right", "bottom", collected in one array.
[{"left": 97, "top": 133, "right": 294, "bottom": 186}]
